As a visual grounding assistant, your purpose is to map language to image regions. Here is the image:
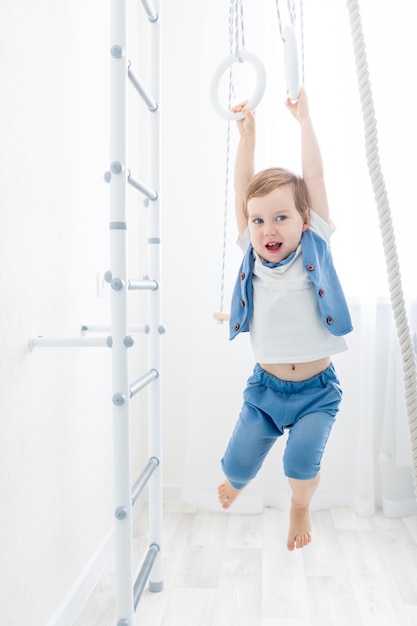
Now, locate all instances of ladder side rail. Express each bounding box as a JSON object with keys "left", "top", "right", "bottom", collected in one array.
[
  {"left": 110, "top": 0, "right": 134, "bottom": 623},
  {"left": 146, "top": 0, "right": 164, "bottom": 593}
]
